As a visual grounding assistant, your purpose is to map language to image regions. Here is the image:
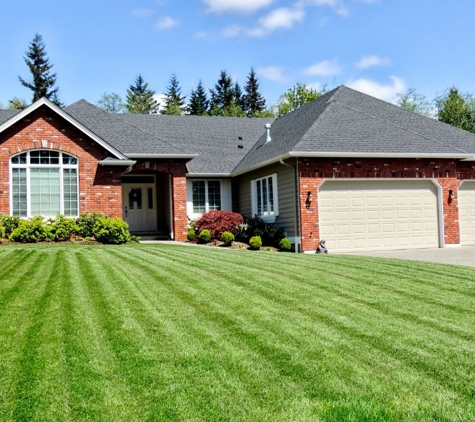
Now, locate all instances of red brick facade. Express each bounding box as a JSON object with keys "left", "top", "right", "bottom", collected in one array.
[
  {"left": 0, "top": 107, "right": 189, "bottom": 241},
  {"left": 298, "top": 157, "right": 475, "bottom": 252}
]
